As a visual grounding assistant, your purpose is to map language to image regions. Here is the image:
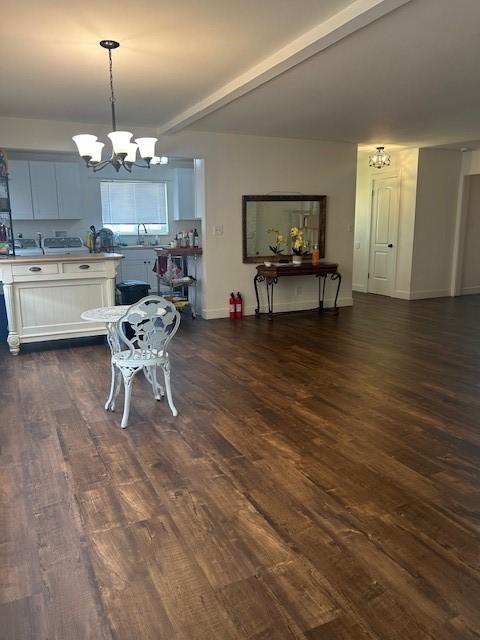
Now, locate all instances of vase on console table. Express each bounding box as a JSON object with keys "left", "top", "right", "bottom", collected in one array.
[{"left": 292, "top": 255, "right": 303, "bottom": 265}]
